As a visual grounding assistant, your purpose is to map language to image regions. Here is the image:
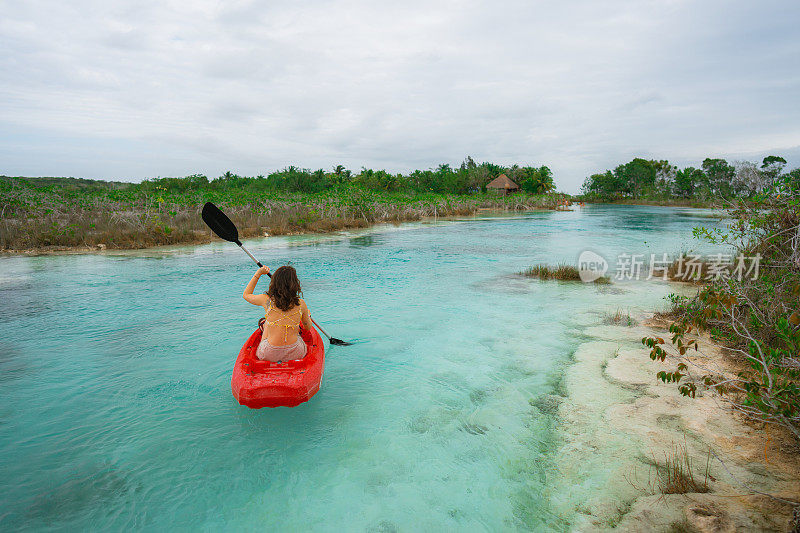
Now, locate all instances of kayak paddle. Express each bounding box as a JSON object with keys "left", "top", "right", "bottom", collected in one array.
[{"left": 201, "top": 202, "right": 352, "bottom": 346}]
